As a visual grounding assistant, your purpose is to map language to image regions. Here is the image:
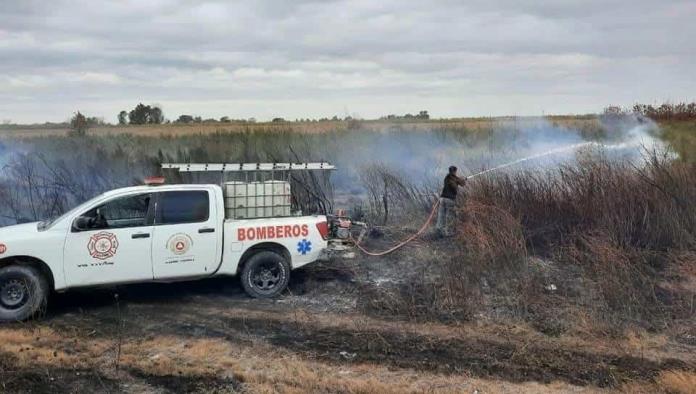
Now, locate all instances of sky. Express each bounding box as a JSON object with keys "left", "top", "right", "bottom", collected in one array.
[{"left": 1, "top": 0, "right": 694, "bottom": 124}]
